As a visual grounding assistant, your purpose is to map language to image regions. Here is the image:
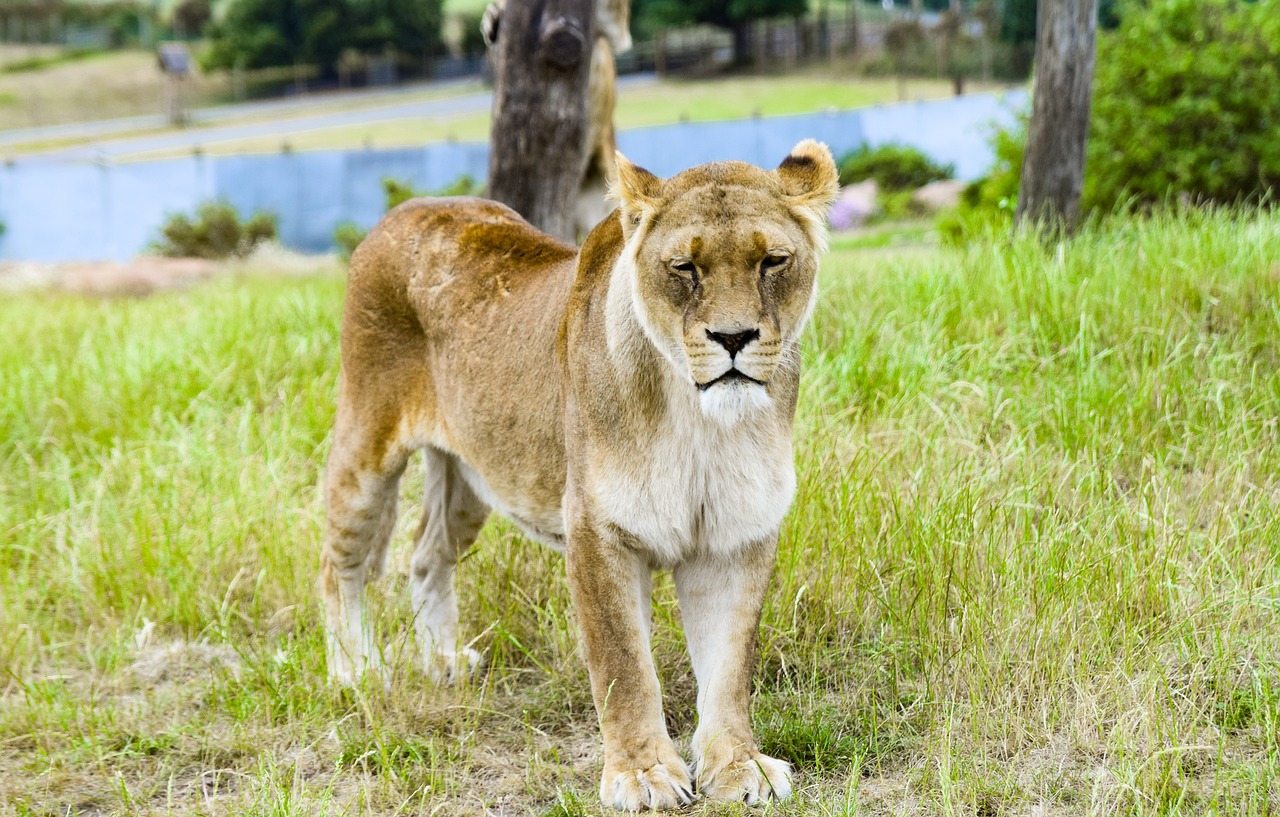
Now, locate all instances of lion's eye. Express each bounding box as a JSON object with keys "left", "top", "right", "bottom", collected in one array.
[
  {"left": 669, "top": 259, "right": 699, "bottom": 283},
  {"left": 760, "top": 254, "right": 790, "bottom": 274}
]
